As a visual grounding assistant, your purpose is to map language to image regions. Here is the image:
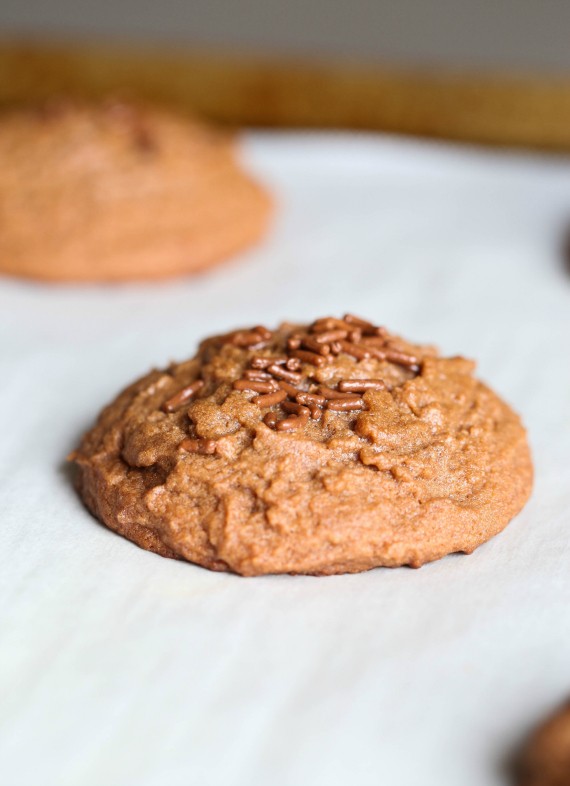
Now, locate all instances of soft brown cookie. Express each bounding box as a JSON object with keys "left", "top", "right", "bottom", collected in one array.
[
  {"left": 71, "top": 315, "right": 533, "bottom": 575},
  {"left": 0, "top": 100, "right": 271, "bottom": 281},
  {"left": 516, "top": 702, "right": 570, "bottom": 786}
]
